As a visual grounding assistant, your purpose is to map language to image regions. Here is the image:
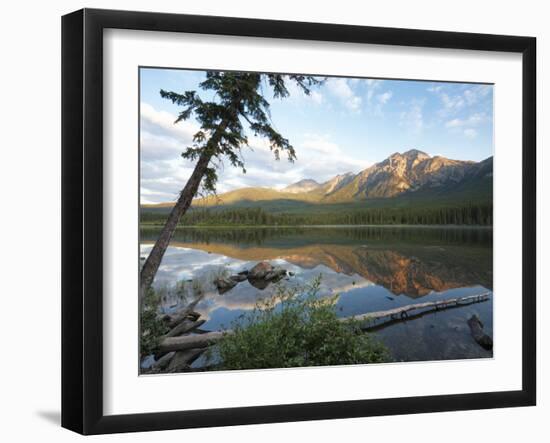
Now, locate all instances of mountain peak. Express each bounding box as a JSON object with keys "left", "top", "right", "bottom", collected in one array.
[
  {"left": 402, "top": 149, "right": 430, "bottom": 159},
  {"left": 283, "top": 179, "right": 320, "bottom": 194},
  {"left": 322, "top": 172, "right": 357, "bottom": 195}
]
